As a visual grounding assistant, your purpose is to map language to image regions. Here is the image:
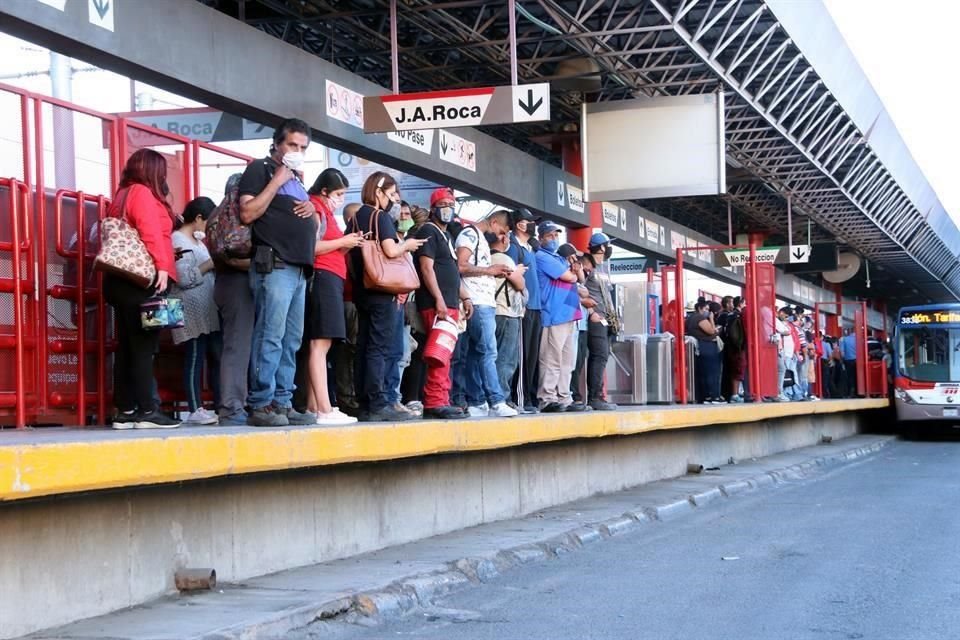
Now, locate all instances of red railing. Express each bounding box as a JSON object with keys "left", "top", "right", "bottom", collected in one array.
[{"left": 0, "top": 81, "right": 252, "bottom": 428}]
